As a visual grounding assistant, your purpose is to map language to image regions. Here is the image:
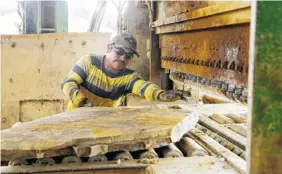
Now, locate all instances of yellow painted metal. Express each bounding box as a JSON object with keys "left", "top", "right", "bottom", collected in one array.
[
  {"left": 155, "top": 8, "right": 250, "bottom": 34},
  {"left": 154, "top": 1, "right": 251, "bottom": 27},
  {"left": 0, "top": 33, "right": 110, "bottom": 129},
  {"left": 164, "top": 1, "right": 208, "bottom": 17}
]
